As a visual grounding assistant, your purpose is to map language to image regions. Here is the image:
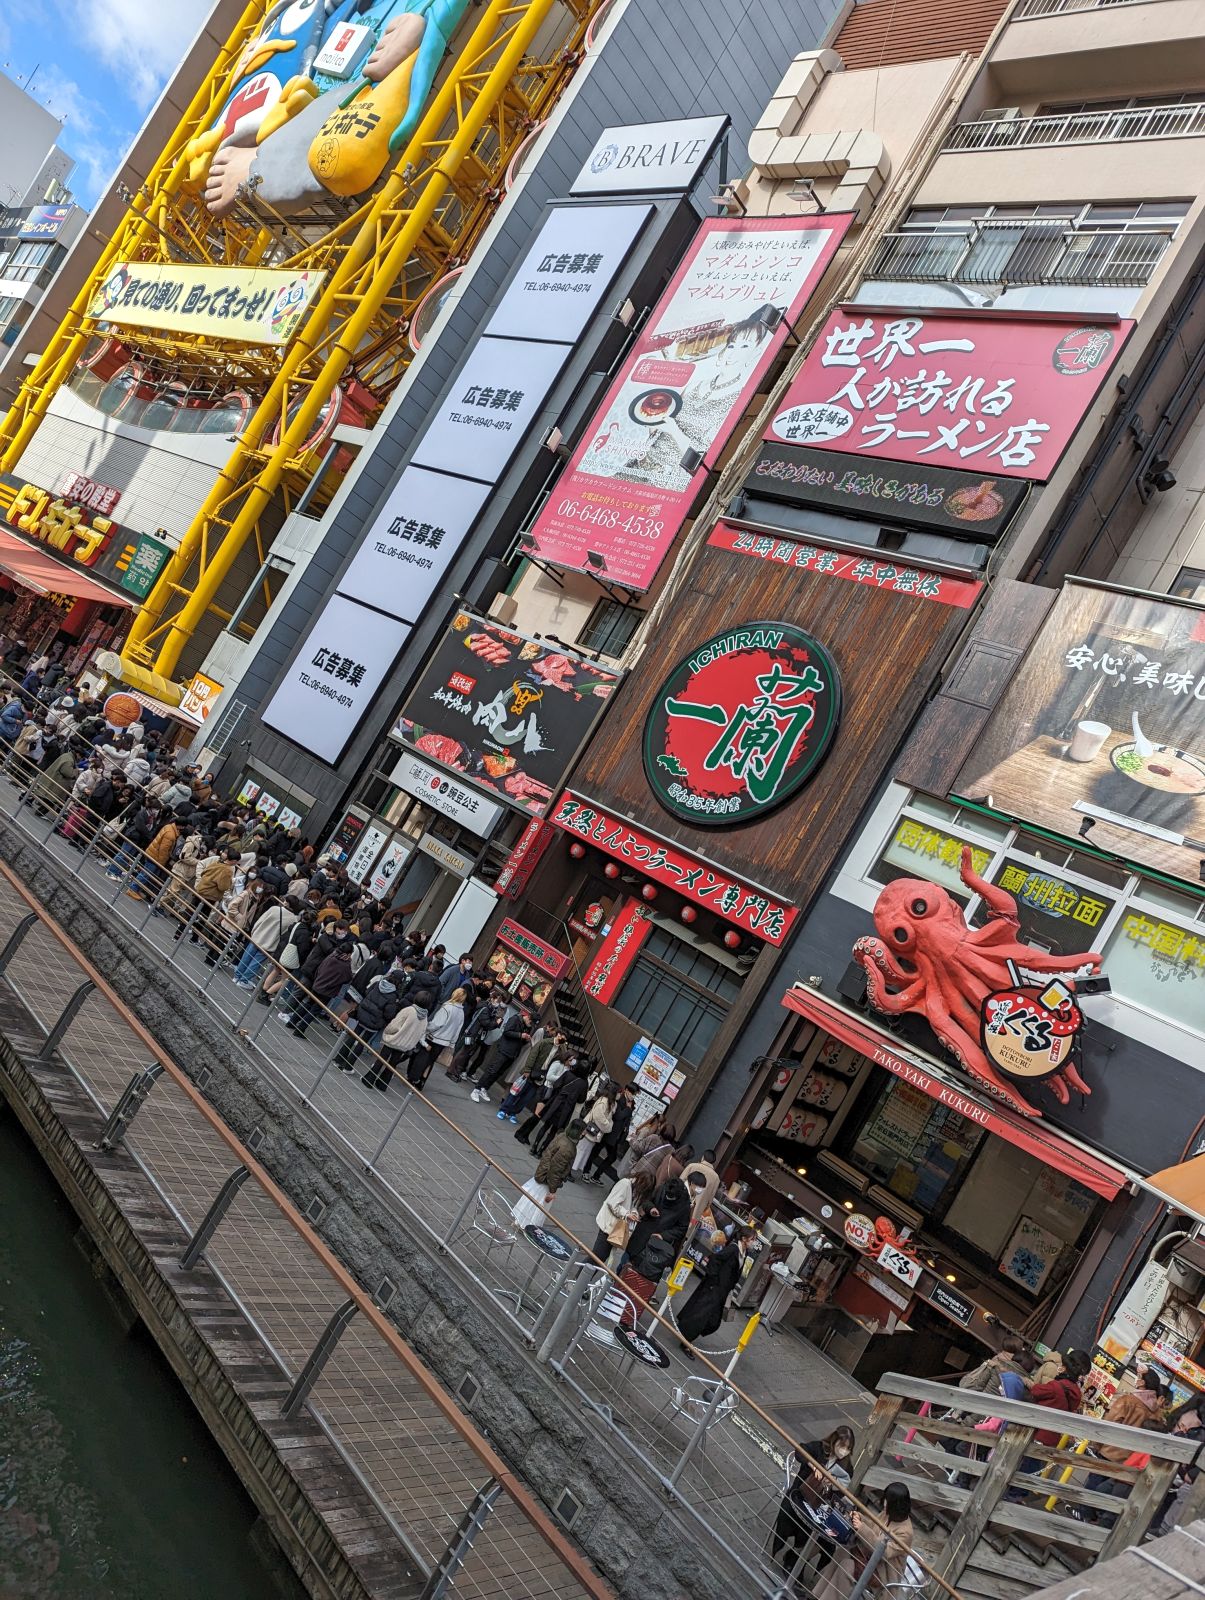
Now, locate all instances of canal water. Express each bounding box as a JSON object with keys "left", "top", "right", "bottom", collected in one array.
[{"left": 0, "top": 1108, "right": 304, "bottom": 1599}]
